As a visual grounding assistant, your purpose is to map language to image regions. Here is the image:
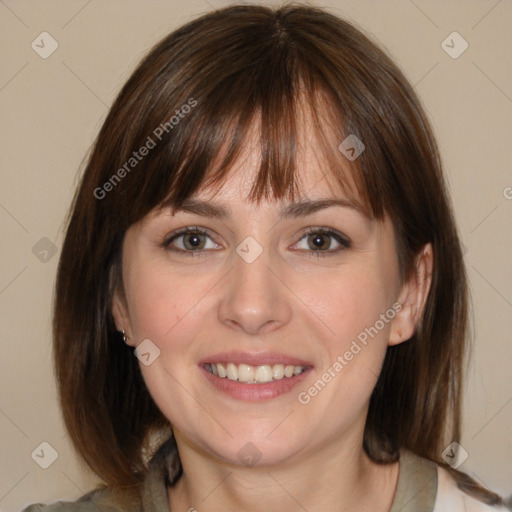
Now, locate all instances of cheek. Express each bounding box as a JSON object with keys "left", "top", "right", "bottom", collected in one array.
[
  {"left": 124, "top": 257, "right": 219, "bottom": 350},
  {"left": 306, "top": 267, "right": 394, "bottom": 387},
  {"left": 122, "top": 260, "right": 212, "bottom": 422},
  {"left": 305, "top": 255, "right": 398, "bottom": 400},
  {"left": 306, "top": 264, "right": 393, "bottom": 347},
  {"left": 294, "top": 270, "right": 392, "bottom": 413}
]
